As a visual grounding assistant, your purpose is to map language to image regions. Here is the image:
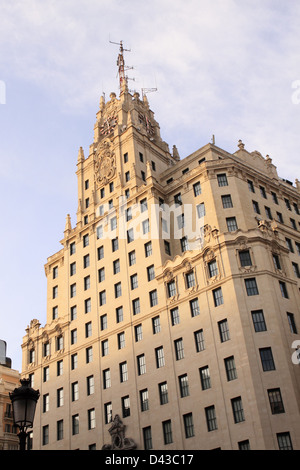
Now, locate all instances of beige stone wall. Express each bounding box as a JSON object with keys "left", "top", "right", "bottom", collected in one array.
[{"left": 21, "top": 90, "right": 300, "bottom": 450}]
